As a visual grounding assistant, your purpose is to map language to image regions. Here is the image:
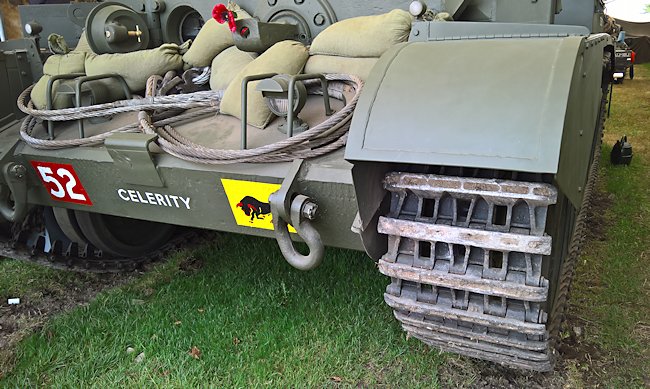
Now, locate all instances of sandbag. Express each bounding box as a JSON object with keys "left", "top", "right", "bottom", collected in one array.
[
  {"left": 210, "top": 46, "right": 257, "bottom": 91},
  {"left": 221, "top": 40, "right": 309, "bottom": 128},
  {"left": 42, "top": 51, "right": 86, "bottom": 76},
  {"left": 71, "top": 79, "right": 129, "bottom": 104},
  {"left": 73, "top": 30, "right": 95, "bottom": 54},
  {"left": 31, "top": 51, "right": 87, "bottom": 109},
  {"left": 85, "top": 43, "right": 184, "bottom": 92},
  {"left": 304, "top": 55, "right": 379, "bottom": 81},
  {"left": 31, "top": 75, "right": 129, "bottom": 110},
  {"left": 309, "top": 9, "right": 412, "bottom": 58},
  {"left": 30, "top": 76, "right": 73, "bottom": 109},
  {"left": 182, "top": 7, "right": 251, "bottom": 68}
]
